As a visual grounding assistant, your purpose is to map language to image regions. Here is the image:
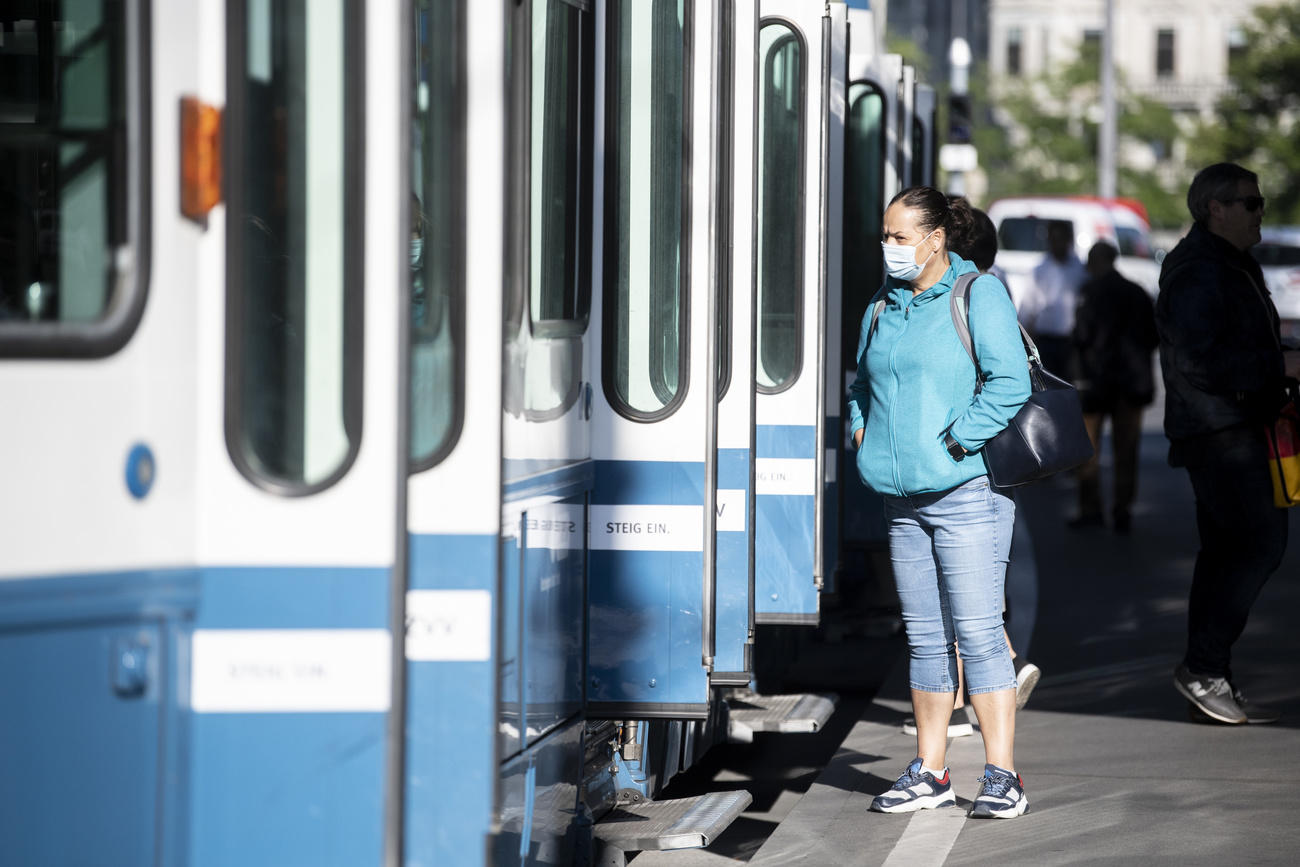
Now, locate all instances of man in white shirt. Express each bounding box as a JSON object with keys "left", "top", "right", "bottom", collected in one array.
[{"left": 1021, "top": 220, "right": 1088, "bottom": 377}]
